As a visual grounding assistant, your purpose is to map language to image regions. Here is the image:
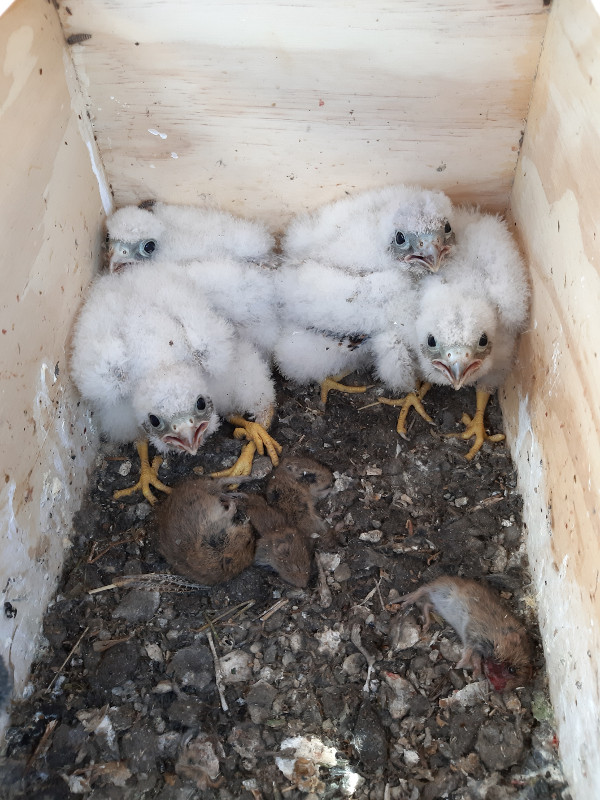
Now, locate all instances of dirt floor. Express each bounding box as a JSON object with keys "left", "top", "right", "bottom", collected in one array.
[{"left": 0, "top": 375, "right": 572, "bottom": 799}]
